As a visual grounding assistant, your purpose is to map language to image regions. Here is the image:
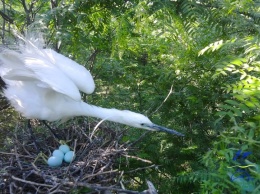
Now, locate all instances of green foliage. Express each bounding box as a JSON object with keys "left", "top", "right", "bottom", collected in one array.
[
  {"left": 194, "top": 0, "right": 260, "bottom": 193},
  {"left": 1, "top": 0, "right": 260, "bottom": 193}
]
